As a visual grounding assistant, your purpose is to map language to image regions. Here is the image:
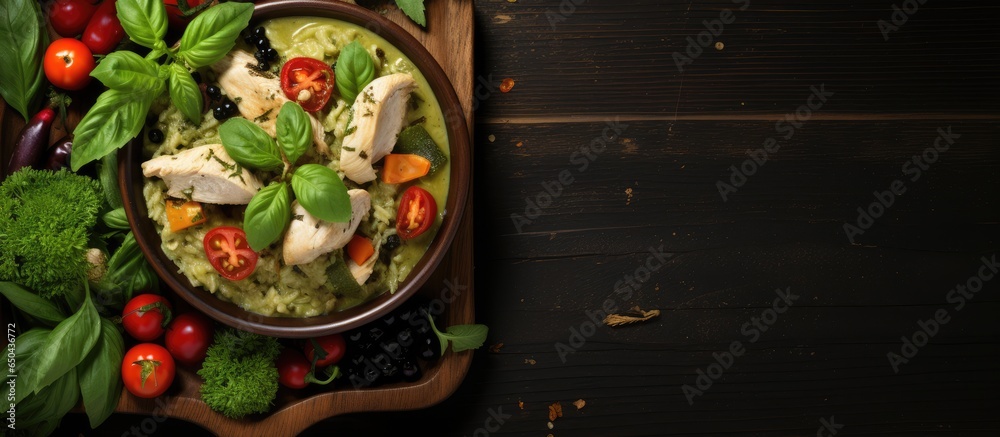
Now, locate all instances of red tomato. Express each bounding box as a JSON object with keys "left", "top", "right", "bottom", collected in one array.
[
  {"left": 122, "top": 294, "right": 173, "bottom": 342},
  {"left": 122, "top": 343, "right": 175, "bottom": 398},
  {"left": 279, "top": 57, "right": 335, "bottom": 112},
  {"left": 395, "top": 186, "right": 437, "bottom": 240},
  {"left": 164, "top": 0, "right": 205, "bottom": 32},
  {"left": 164, "top": 312, "right": 214, "bottom": 366},
  {"left": 203, "top": 226, "right": 258, "bottom": 281},
  {"left": 276, "top": 348, "right": 311, "bottom": 389},
  {"left": 82, "top": 0, "right": 125, "bottom": 55},
  {"left": 48, "top": 0, "right": 99, "bottom": 37},
  {"left": 303, "top": 333, "right": 346, "bottom": 367},
  {"left": 43, "top": 38, "right": 95, "bottom": 91}
]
